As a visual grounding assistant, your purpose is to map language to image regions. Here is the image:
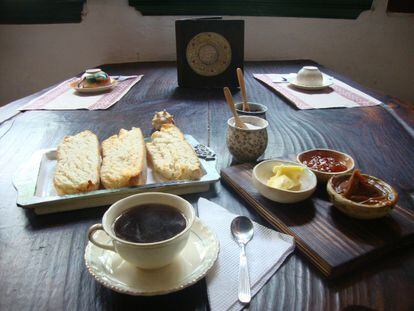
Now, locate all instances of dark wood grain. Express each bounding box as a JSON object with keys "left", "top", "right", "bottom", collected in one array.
[
  {"left": 0, "top": 61, "right": 413, "bottom": 311},
  {"left": 221, "top": 163, "right": 414, "bottom": 278}
]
